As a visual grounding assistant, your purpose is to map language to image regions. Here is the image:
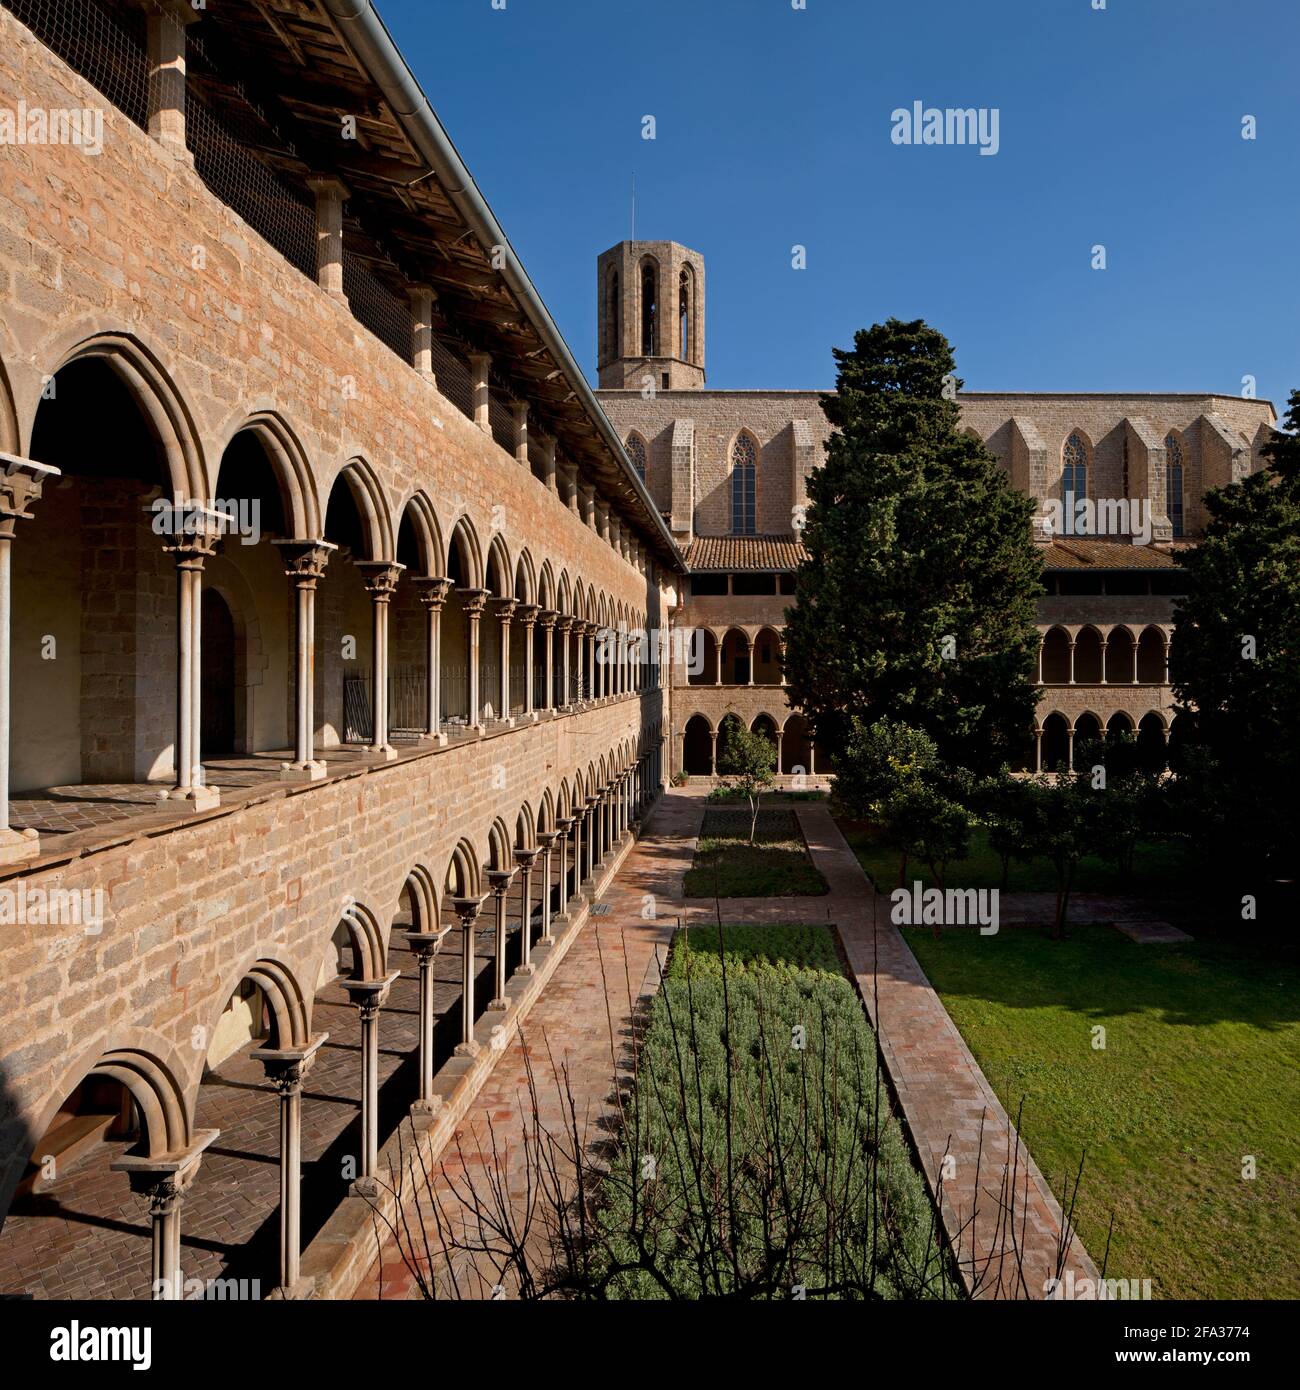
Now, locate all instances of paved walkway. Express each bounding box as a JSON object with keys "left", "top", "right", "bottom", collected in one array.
[{"left": 359, "top": 791, "right": 1096, "bottom": 1301}]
